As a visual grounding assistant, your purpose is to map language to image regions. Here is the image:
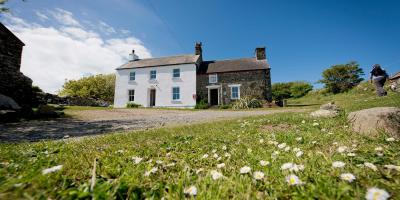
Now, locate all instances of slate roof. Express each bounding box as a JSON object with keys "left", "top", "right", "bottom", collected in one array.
[
  {"left": 0, "top": 22, "right": 25, "bottom": 46},
  {"left": 117, "top": 54, "right": 200, "bottom": 70},
  {"left": 390, "top": 71, "right": 400, "bottom": 80},
  {"left": 198, "top": 58, "right": 269, "bottom": 74}
]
